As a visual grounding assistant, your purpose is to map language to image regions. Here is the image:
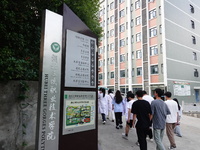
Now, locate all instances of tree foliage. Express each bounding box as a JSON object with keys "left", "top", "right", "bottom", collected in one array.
[{"left": 0, "top": 0, "right": 101, "bottom": 81}]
